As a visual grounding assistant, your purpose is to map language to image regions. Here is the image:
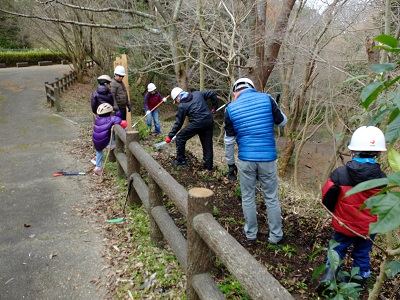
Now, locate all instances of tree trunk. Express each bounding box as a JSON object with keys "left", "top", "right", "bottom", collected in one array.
[
  {"left": 250, "top": 0, "right": 297, "bottom": 91},
  {"left": 279, "top": 139, "right": 295, "bottom": 178}
]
